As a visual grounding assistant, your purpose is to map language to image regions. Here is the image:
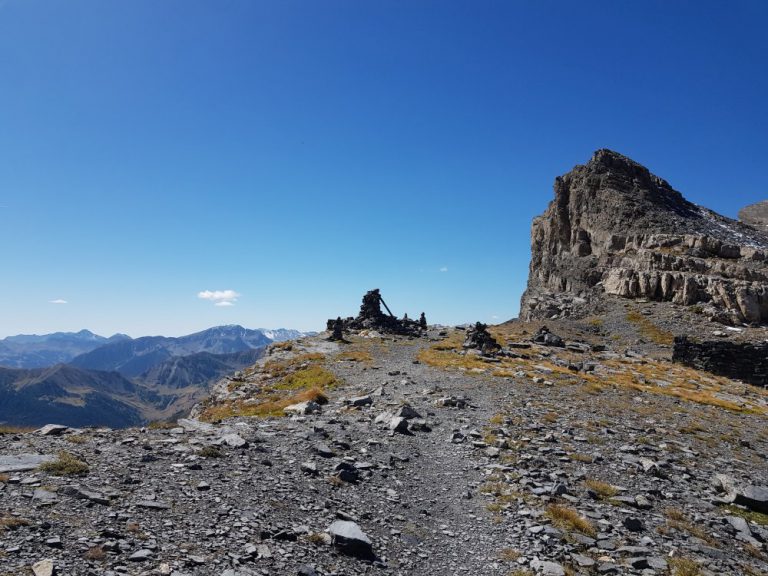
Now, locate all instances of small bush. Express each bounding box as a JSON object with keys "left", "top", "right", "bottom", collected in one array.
[
  {"left": 39, "top": 451, "right": 89, "bottom": 476},
  {"left": 198, "top": 446, "right": 224, "bottom": 458}
]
